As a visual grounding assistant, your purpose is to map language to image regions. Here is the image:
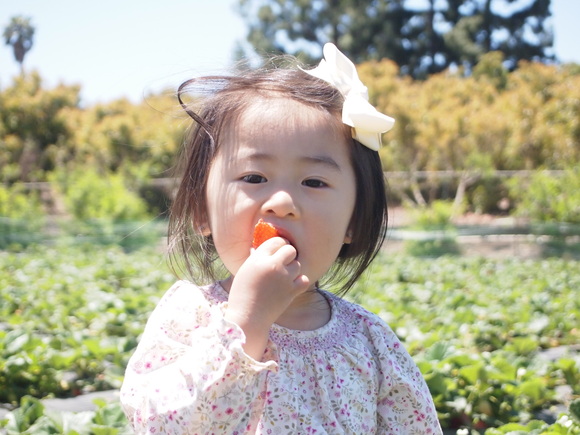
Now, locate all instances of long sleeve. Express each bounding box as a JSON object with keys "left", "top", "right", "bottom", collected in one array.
[
  {"left": 120, "top": 281, "right": 278, "bottom": 434},
  {"left": 375, "top": 346, "right": 442, "bottom": 434},
  {"left": 360, "top": 314, "right": 441, "bottom": 434},
  {"left": 121, "top": 282, "right": 442, "bottom": 434}
]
